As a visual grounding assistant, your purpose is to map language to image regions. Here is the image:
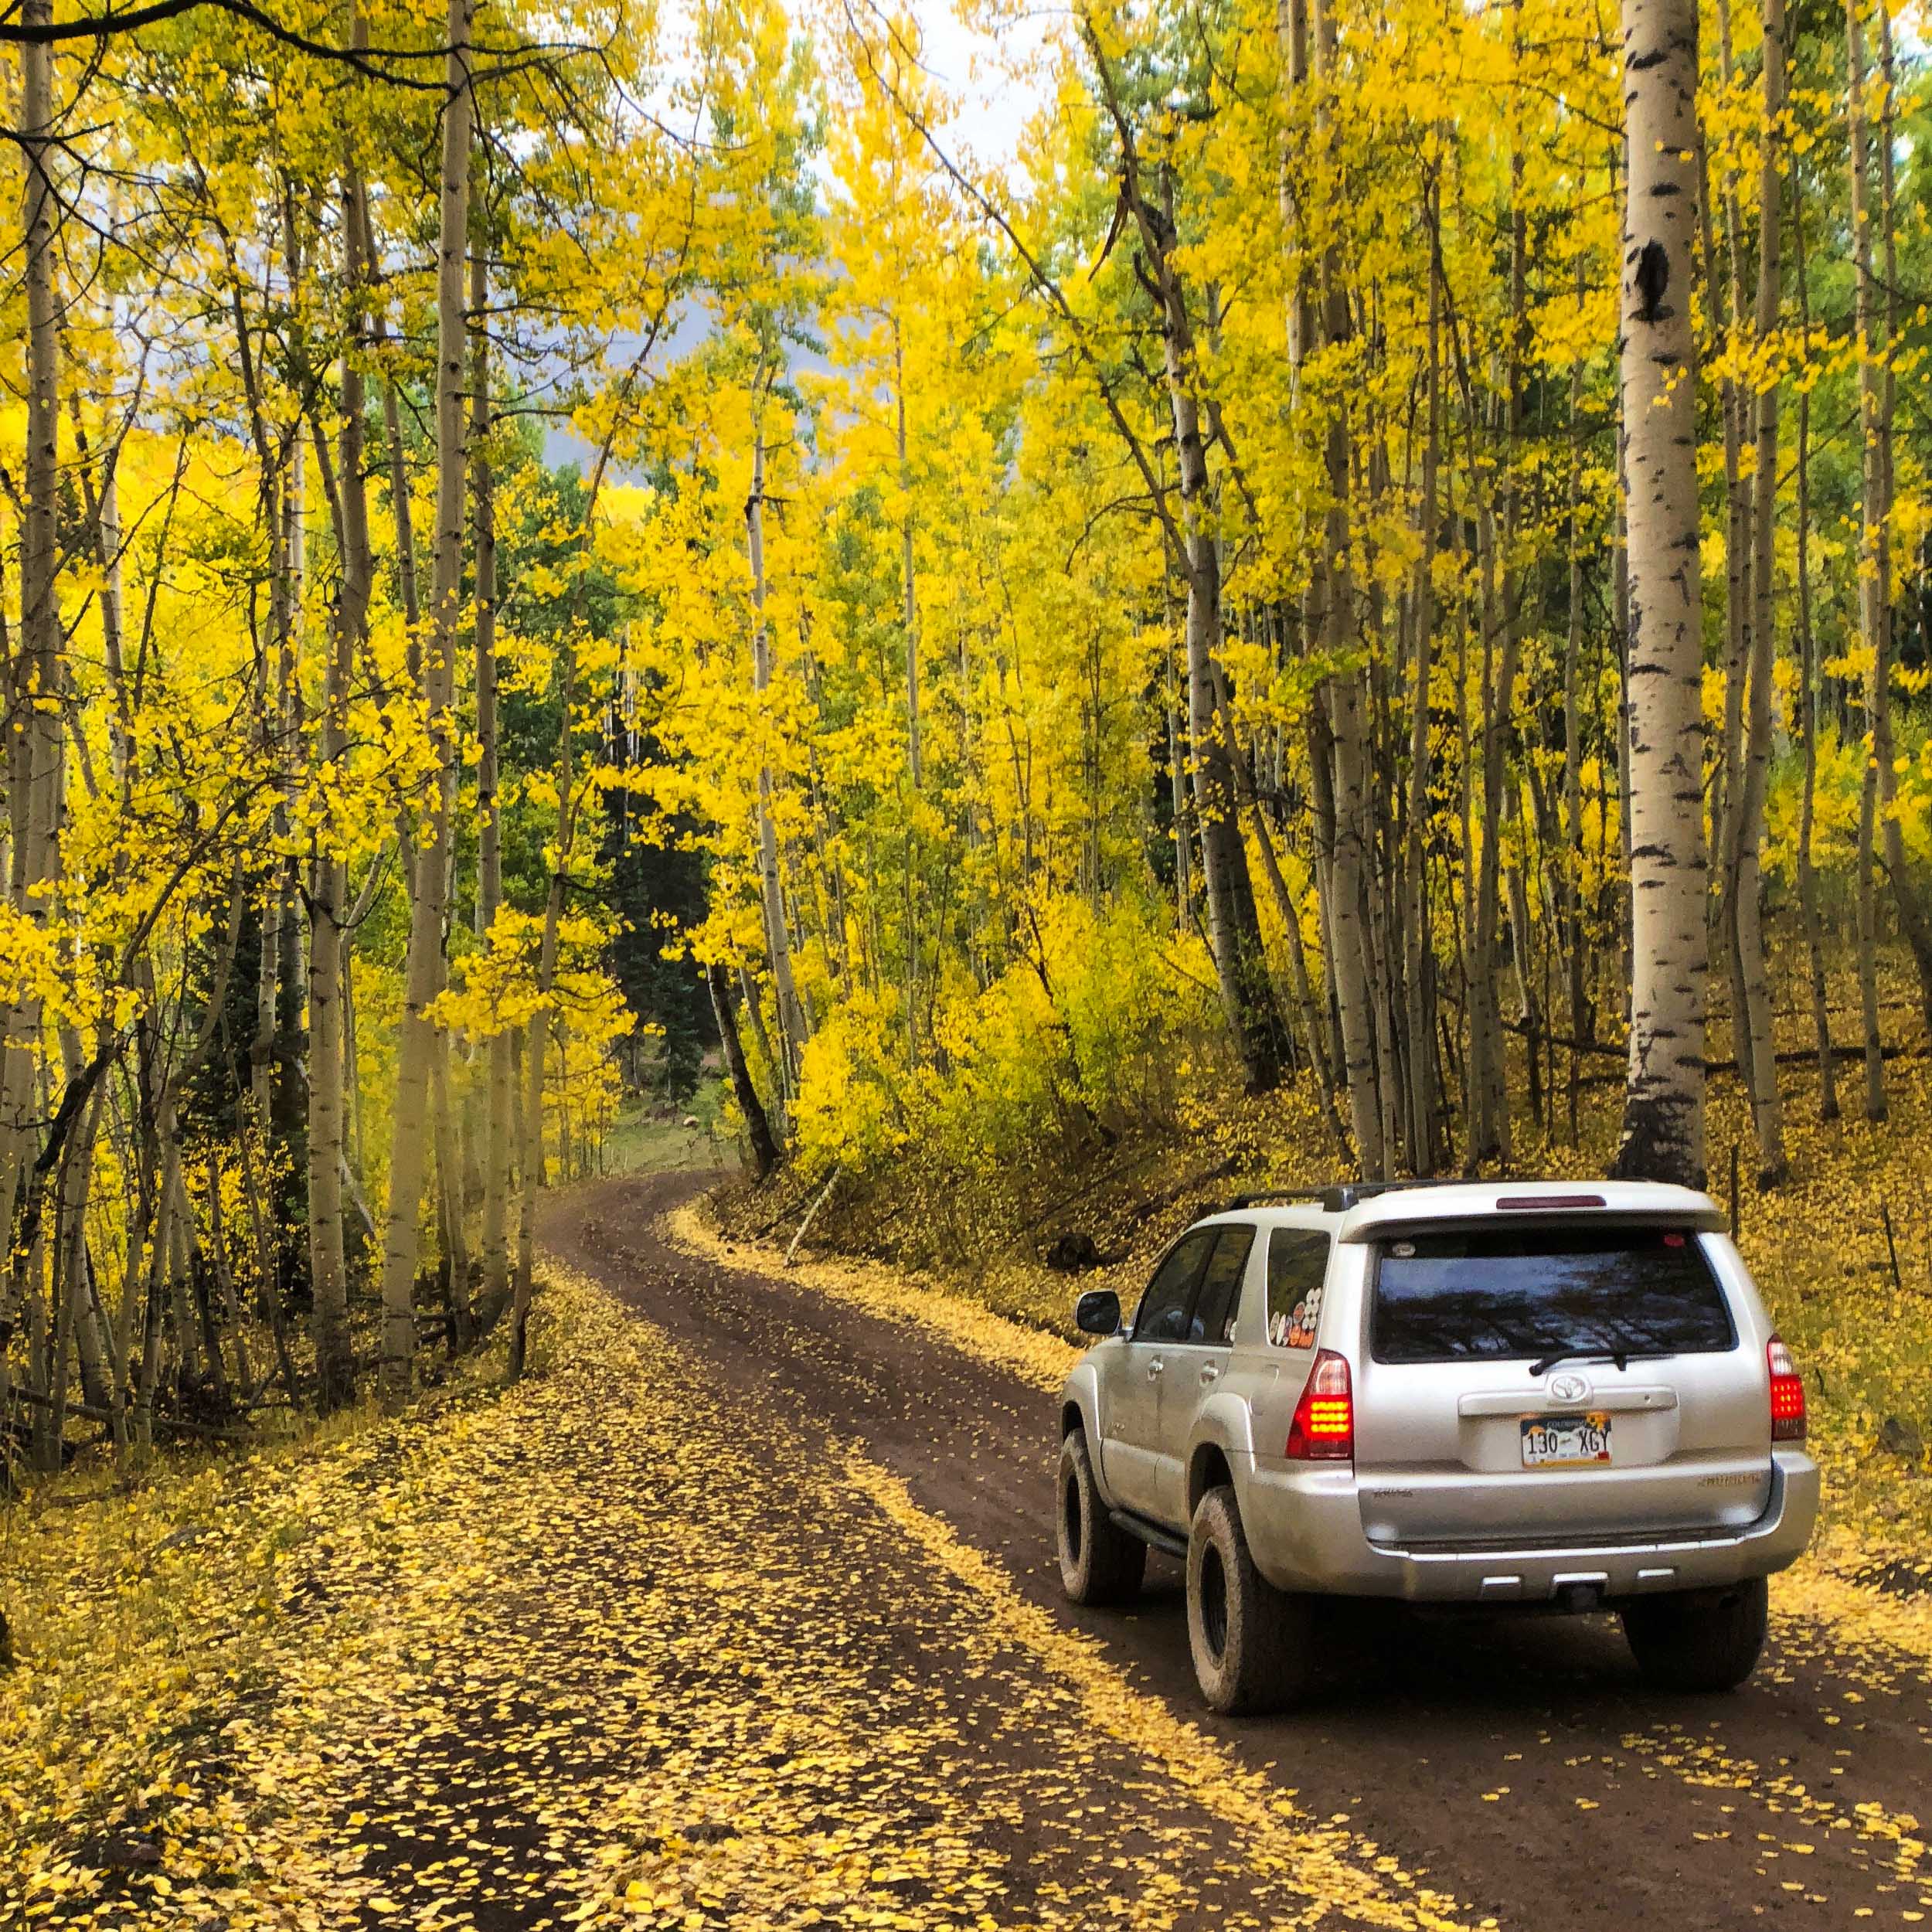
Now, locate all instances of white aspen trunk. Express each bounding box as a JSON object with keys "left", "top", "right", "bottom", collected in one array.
[
  {"left": 708, "top": 964, "right": 780, "bottom": 1179},
  {"left": 1732, "top": 0, "right": 1787, "bottom": 1184},
  {"left": 750, "top": 423, "right": 806, "bottom": 1104},
  {"left": 1704, "top": 0, "right": 1750, "bottom": 1080},
  {"left": 1790, "top": 177, "right": 1838, "bottom": 1123},
  {"left": 1137, "top": 182, "right": 1282, "bottom": 1094},
  {"left": 1612, "top": 0, "right": 1708, "bottom": 1187},
  {"left": 896, "top": 325, "right": 921, "bottom": 791},
  {"left": 1308, "top": 0, "right": 1380, "bottom": 1168},
  {"left": 1563, "top": 262, "right": 1590, "bottom": 1143},
  {"left": 1405, "top": 215, "right": 1441, "bottom": 1172},
  {"left": 308, "top": 135, "right": 373, "bottom": 1411},
  {"left": 510, "top": 643, "right": 572, "bottom": 1382},
  {"left": 433, "top": 1048, "right": 471, "bottom": 1348},
  {"left": 378, "top": 0, "right": 474, "bottom": 1410},
  {"left": 472, "top": 233, "right": 513, "bottom": 1332},
  {"left": 0, "top": 5, "right": 65, "bottom": 1417},
  {"left": 1470, "top": 493, "right": 1521, "bottom": 1167},
  {"left": 1871, "top": 8, "right": 1932, "bottom": 1041},
  {"left": 1847, "top": 0, "right": 1888, "bottom": 1121}
]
